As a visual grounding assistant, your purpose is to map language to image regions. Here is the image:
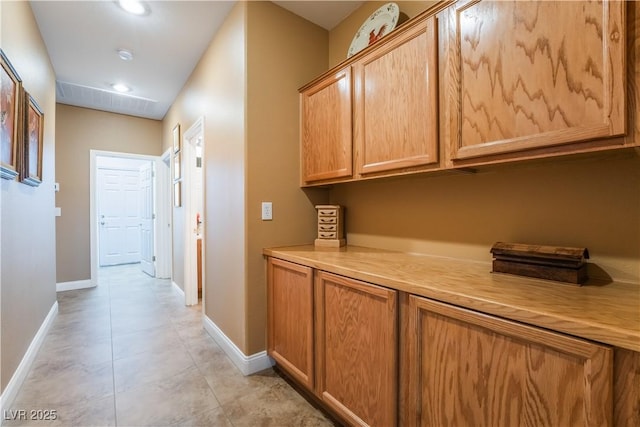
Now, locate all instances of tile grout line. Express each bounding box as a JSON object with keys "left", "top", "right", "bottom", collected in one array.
[
  {"left": 105, "top": 272, "right": 119, "bottom": 427},
  {"left": 151, "top": 278, "right": 235, "bottom": 426},
  {"left": 177, "top": 320, "right": 232, "bottom": 426}
]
